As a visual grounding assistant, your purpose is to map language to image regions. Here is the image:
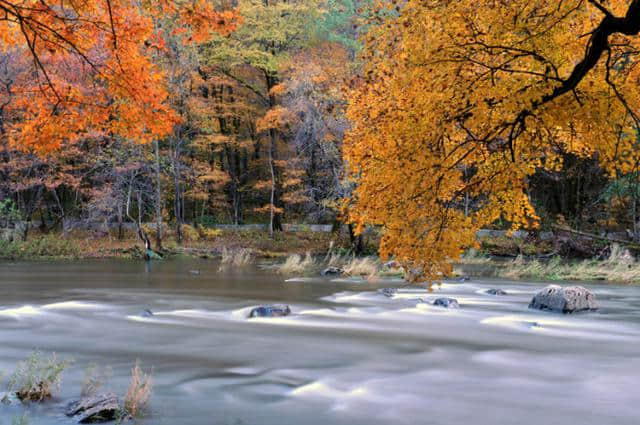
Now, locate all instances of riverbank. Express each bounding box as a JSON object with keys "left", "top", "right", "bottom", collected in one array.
[
  {"left": 0, "top": 227, "right": 362, "bottom": 261},
  {"left": 2, "top": 227, "right": 640, "bottom": 284}
]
